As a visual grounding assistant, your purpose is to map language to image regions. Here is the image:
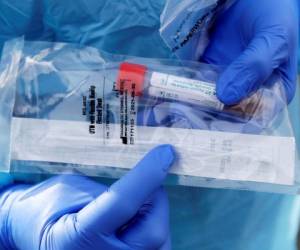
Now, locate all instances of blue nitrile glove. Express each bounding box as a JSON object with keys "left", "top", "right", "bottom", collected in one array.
[
  {"left": 0, "top": 145, "right": 175, "bottom": 250},
  {"left": 202, "top": 0, "right": 299, "bottom": 105}
]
